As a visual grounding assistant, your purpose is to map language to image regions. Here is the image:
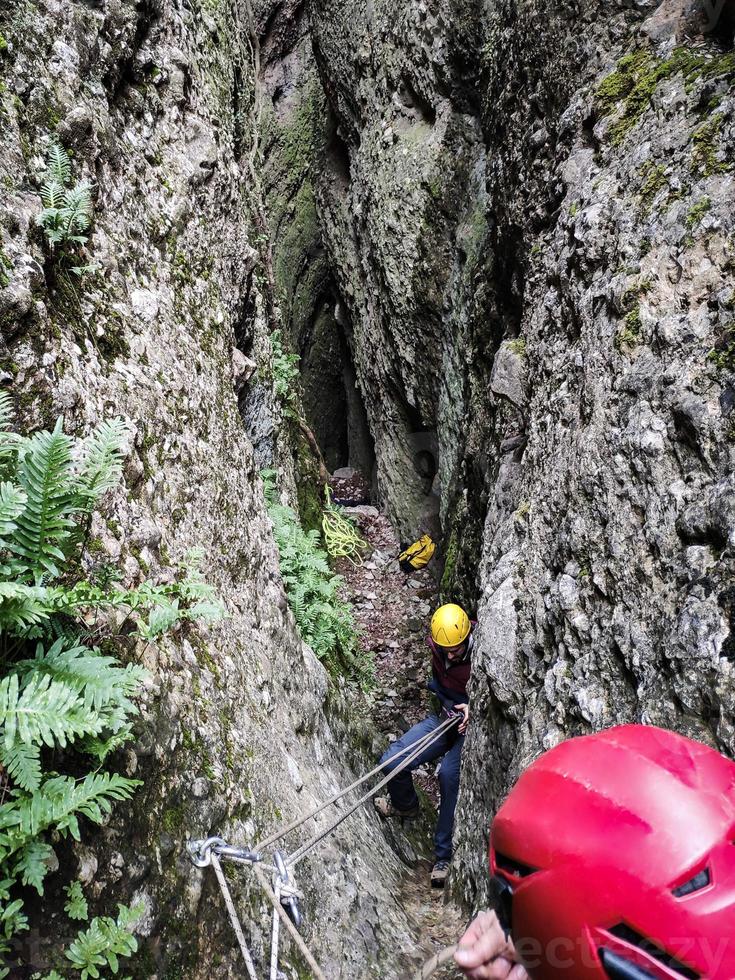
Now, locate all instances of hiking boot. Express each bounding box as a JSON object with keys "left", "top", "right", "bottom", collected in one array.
[
  {"left": 373, "top": 796, "right": 419, "bottom": 820},
  {"left": 430, "top": 860, "right": 450, "bottom": 888}
]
